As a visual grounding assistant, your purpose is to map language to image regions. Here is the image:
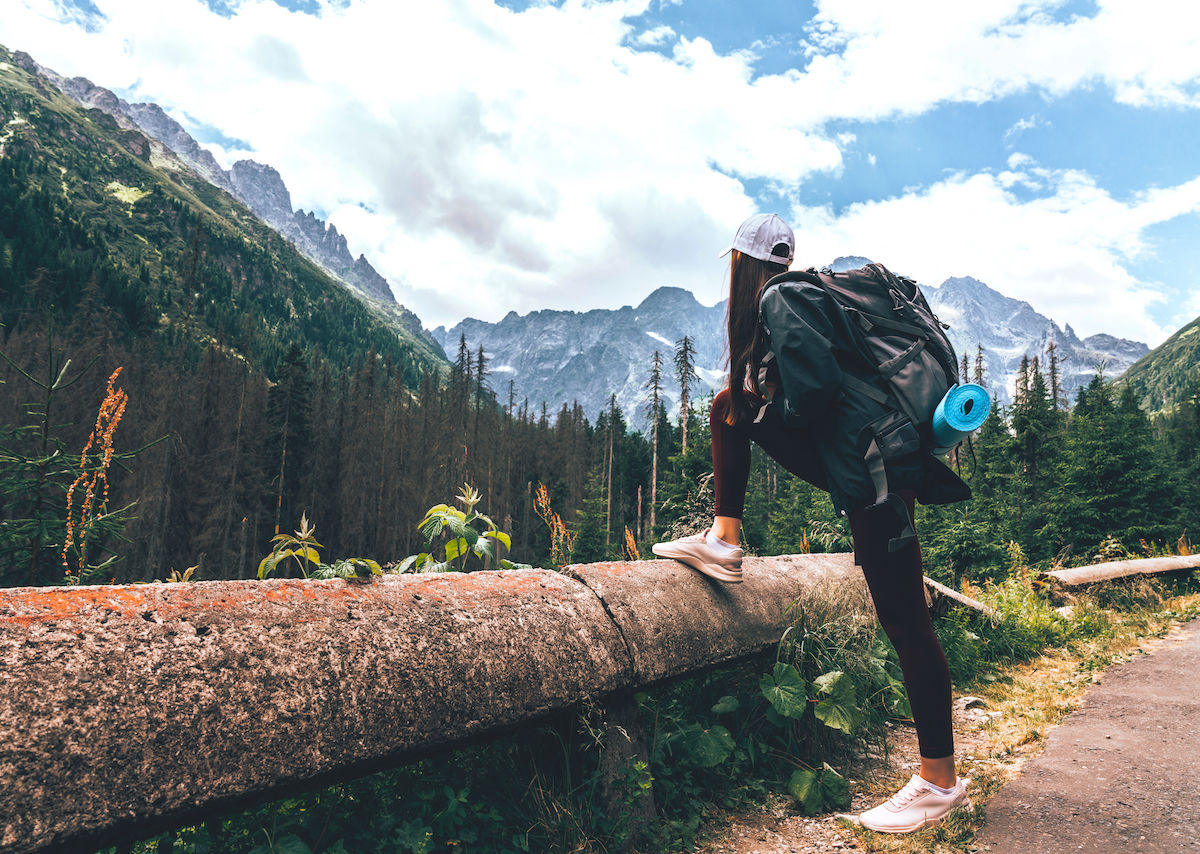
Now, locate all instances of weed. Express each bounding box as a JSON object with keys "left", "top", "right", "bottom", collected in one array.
[
  {"left": 399, "top": 483, "right": 529, "bottom": 573},
  {"left": 623, "top": 525, "right": 640, "bottom": 561},
  {"left": 62, "top": 367, "right": 128, "bottom": 582},
  {"left": 532, "top": 481, "right": 575, "bottom": 570},
  {"left": 257, "top": 513, "right": 322, "bottom": 579},
  {"left": 309, "top": 558, "right": 382, "bottom": 581}
]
